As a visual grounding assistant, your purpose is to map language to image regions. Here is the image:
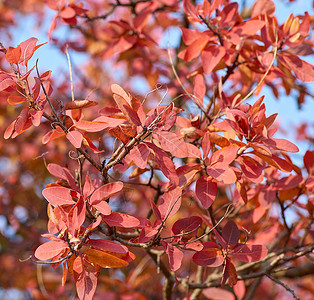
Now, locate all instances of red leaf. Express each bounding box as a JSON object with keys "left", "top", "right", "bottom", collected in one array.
[
  {"left": 221, "top": 257, "right": 231, "bottom": 287},
  {"left": 226, "top": 259, "right": 238, "bottom": 287},
  {"left": 5, "top": 46, "right": 21, "bottom": 64},
  {"left": 90, "top": 182, "right": 123, "bottom": 204},
  {"left": 30, "top": 109, "right": 43, "bottom": 127},
  {"left": 66, "top": 130, "right": 83, "bottom": 148},
  {"left": 232, "top": 244, "right": 268, "bottom": 262},
  {"left": 172, "top": 216, "right": 202, "bottom": 240},
  {"left": 222, "top": 220, "right": 240, "bottom": 247},
  {"left": 238, "top": 156, "right": 264, "bottom": 183},
  {"left": 93, "top": 116, "right": 126, "bottom": 127},
  {"left": 150, "top": 199, "right": 162, "bottom": 221},
  {"left": 34, "top": 240, "right": 68, "bottom": 260},
  {"left": 13, "top": 108, "right": 28, "bottom": 135},
  {"left": 74, "top": 120, "right": 111, "bottom": 132},
  {"left": 68, "top": 196, "right": 86, "bottom": 234},
  {"left": 202, "top": 132, "right": 211, "bottom": 158},
  {"left": 0, "top": 73, "right": 15, "bottom": 92},
  {"left": 87, "top": 216, "right": 102, "bottom": 231},
  {"left": 186, "top": 143, "right": 202, "bottom": 158},
  {"left": 47, "top": 163, "right": 68, "bottom": 181},
  {"left": 251, "top": 0, "right": 276, "bottom": 18},
  {"left": 91, "top": 201, "right": 111, "bottom": 216},
  {"left": 207, "top": 166, "right": 236, "bottom": 185},
  {"left": 195, "top": 176, "right": 217, "bottom": 209},
  {"left": 254, "top": 151, "right": 293, "bottom": 172},
  {"left": 182, "top": 0, "right": 199, "bottom": 22},
  {"left": 139, "top": 225, "right": 158, "bottom": 243},
  {"left": 60, "top": 6, "right": 76, "bottom": 19},
  {"left": 214, "top": 229, "right": 228, "bottom": 249},
  {"left": 273, "top": 174, "right": 303, "bottom": 190},
  {"left": 102, "top": 212, "right": 141, "bottom": 228},
  {"left": 193, "top": 74, "right": 206, "bottom": 105},
  {"left": 192, "top": 242, "right": 224, "bottom": 267},
  {"left": 219, "top": 2, "right": 238, "bottom": 28},
  {"left": 42, "top": 186, "right": 75, "bottom": 206},
  {"left": 262, "top": 138, "right": 299, "bottom": 153},
  {"left": 48, "top": 15, "right": 58, "bottom": 41},
  {"left": 304, "top": 150, "right": 314, "bottom": 174},
  {"left": 128, "top": 143, "right": 150, "bottom": 169},
  {"left": 179, "top": 35, "right": 210, "bottom": 61},
  {"left": 18, "top": 37, "right": 47, "bottom": 66},
  {"left": 73, "top": 256, "right": 99, "bottom": 300},
  {"left": 207, "top": 145, "right": 239, "bottom": 184},
  {"left": 82, "top": 134, "right": 104, "bottom": 154},
  {"left": 161, "top": 241, "right": 183, "bottom": 271},
  {"left": 104, "top": 35, "right": 137, "bottom": 57},
  {"left": 234, "top": 280, "right": 246, "bottom": 299},
  {"left": 181, "top": 28, "right": 203, "bottom": 45},
  {"left": 158, "top": 187, "right": 182, "bottom": 220},
  {"left": 134, "top": 9, "right": 151, "bottom": 31},
  {"left": 144, "top": 104, "right": 177, "bottom": 131},
  {"left": 146, "top": 142, "right": 179, "bottom": 186},
  {"left": 279, "top": 53, "right": 314, "bottom": 83},
  {"left": 201, "top": 46, "right": 226, "bottom": 75},
  {"left": 202, "top": 287, "right": 235, "bottom": 300},
  {"left": 111, "top": 84, "right": 141, "bottom": 126},
  {"left": 153, "top": 131, "right": 189, "bottom": 158},
  {"left": 228, "top": 20, "right": 265, "bottom": 44},
  {"left": 211, "top": 144, "right": 239, "bottom": 166}
]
